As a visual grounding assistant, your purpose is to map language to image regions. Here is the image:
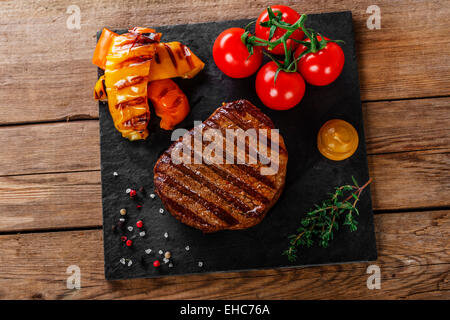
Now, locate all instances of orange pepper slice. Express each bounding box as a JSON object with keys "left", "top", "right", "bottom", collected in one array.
[
  {"left": 147, "top": 79, "right": 190, "bottom": 130},
  {"left": 92, "top": 28, "right": 118, "bottom": 70}
]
